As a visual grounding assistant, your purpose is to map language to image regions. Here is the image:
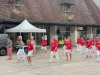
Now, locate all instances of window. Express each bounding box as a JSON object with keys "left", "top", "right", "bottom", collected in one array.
[
  {"left": 60, "top": 3, "right": 74, "bottom": 13},
  {"left": 66, "top": 32, "right": 70, "bottom": 36},
  {"left": 66, "top": 27, "right": 70, "bottom": 31},
  {"left": 60, "top": 3, "right": 75, "bottom": 22},
  {"left": 61, "top": 5, "right": 70, "bottom": 13}
]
